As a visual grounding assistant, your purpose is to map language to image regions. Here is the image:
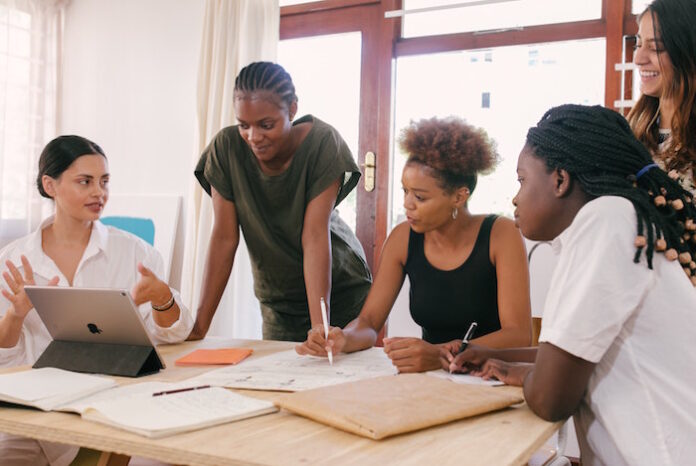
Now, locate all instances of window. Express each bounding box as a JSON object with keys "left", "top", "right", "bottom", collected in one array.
[
  {"left": 391, "top": 39, "right": 606, "bottom": 224},
  {"left": 401, "top": 0, "right": 603, "bottom": 38},
  {"left": 278, "top": 32, "right": 362, "bottom": 231},
  {"left": 0, "top": 5, "right": 33, "bottom": 243},
  {"left": 632, "top": 0, "right": 651, "bottom": 14},
  {"left": 0, "top": 1, "right": 60, "bottom": 247}
]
